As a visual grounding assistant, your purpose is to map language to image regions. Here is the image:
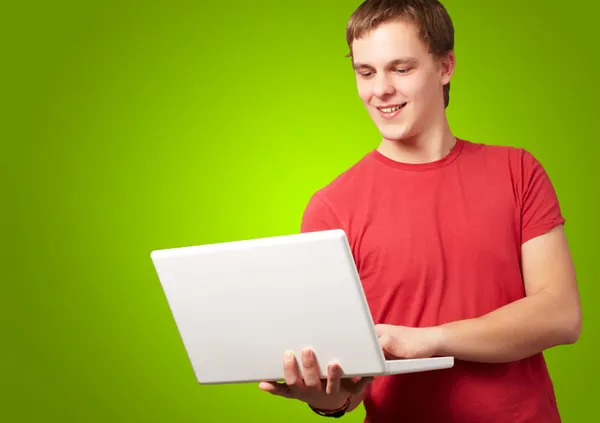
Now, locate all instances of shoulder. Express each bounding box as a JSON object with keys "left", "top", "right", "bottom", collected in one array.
[
  {"left": 309, "top": 152, "right": 376, "bottom": 206},
  {"left": 460, "top": 138, "right": 563, "bottom": 226},
  {"left": 300, "top": 152, "right": 375, "bottom": 232},
  {"left": 461, "top": 138, "right": 531, "bottom": 162},
  {"left": 459, "top": 139, "right": 545, "bottom": 180}
]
